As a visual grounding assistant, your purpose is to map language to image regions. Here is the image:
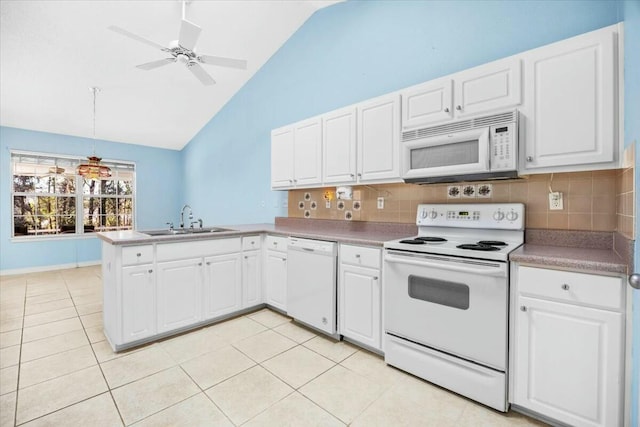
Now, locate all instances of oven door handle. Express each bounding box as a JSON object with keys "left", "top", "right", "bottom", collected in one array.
[{"left": 384, "top": 253, "right": 507, "bottom": 277}]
